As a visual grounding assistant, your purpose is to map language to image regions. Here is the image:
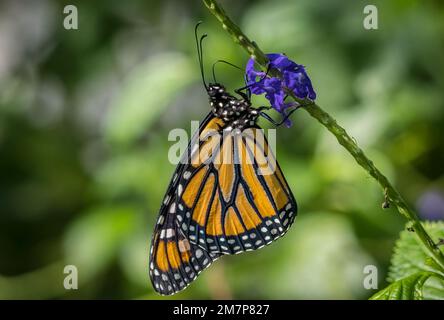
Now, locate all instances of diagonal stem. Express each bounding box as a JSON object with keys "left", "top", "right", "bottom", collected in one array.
[{"left": 203, "top": 0, "right": 444, "bottom": 271}]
